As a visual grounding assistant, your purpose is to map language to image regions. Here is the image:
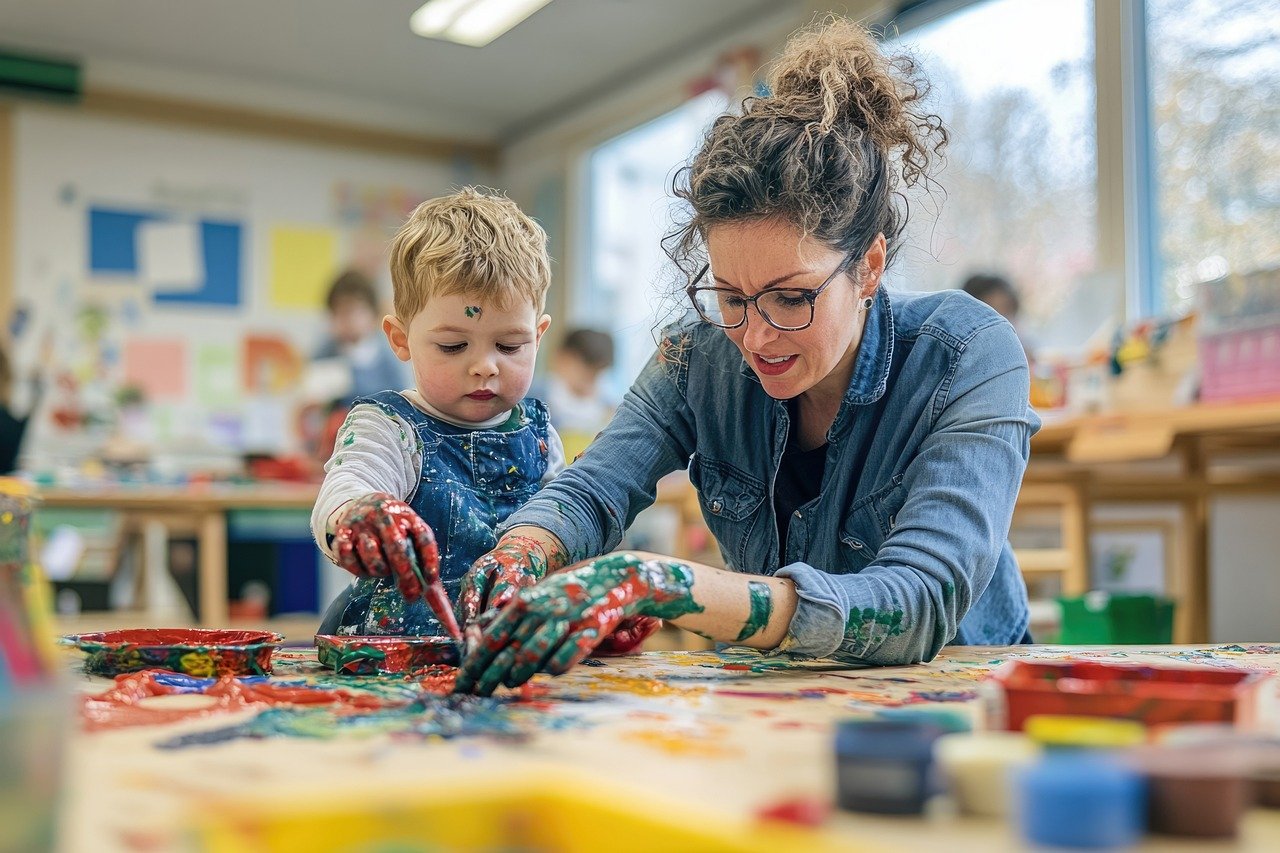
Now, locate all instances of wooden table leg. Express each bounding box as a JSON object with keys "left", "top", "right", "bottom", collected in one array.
[
  {"left": 1179, "top": 440, "right": 1210, "bottom": 644},
  {"left": 198, "top": 511, "right": 229, "bottom": 626}
]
